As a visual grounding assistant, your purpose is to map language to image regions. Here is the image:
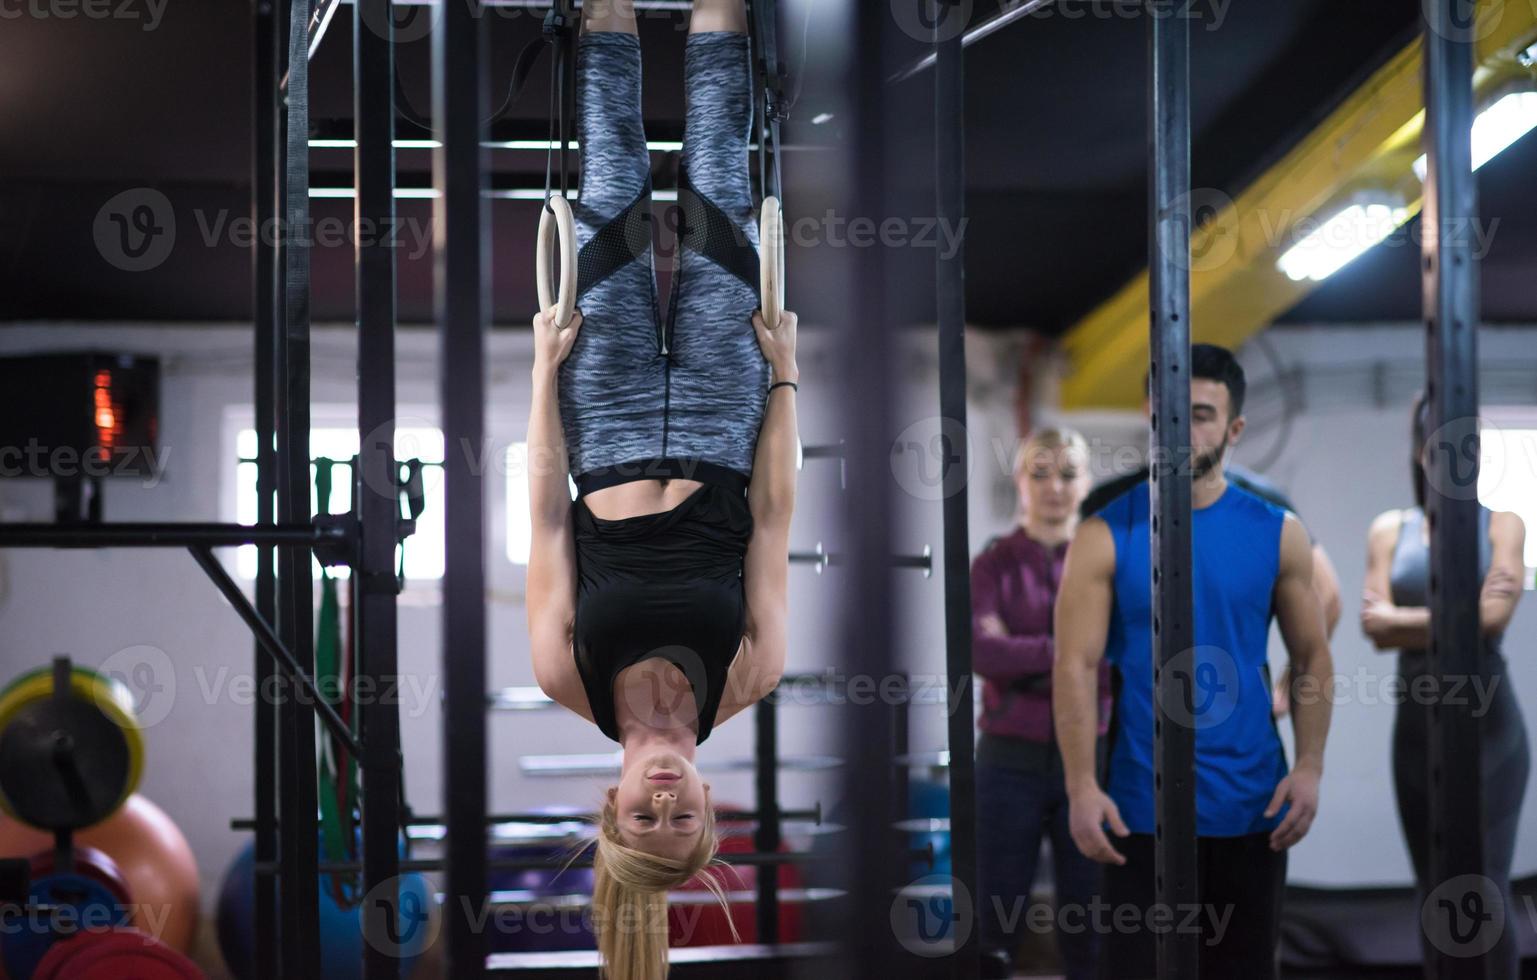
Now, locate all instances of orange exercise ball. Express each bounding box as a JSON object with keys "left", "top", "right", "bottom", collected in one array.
[{"left": 0, "top": 794, "right": 201, "bottom": 953}]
